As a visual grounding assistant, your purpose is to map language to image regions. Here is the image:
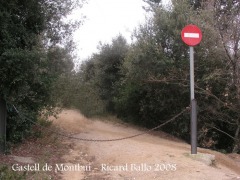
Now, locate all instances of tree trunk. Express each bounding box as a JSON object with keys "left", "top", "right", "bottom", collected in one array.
[{"left": 232, "top": 122, "right": 240, "bottom": 153}]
